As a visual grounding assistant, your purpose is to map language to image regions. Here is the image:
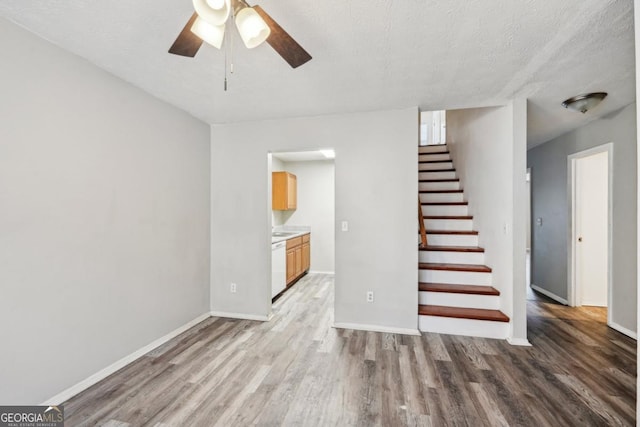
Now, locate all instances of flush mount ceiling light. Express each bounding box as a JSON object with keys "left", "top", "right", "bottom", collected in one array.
[
  {"left": 561, "top": 92, "right": 608, "bottom": 114},
  {"left": 168, "top": 0, "right": 312, "bottom": 69}
]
